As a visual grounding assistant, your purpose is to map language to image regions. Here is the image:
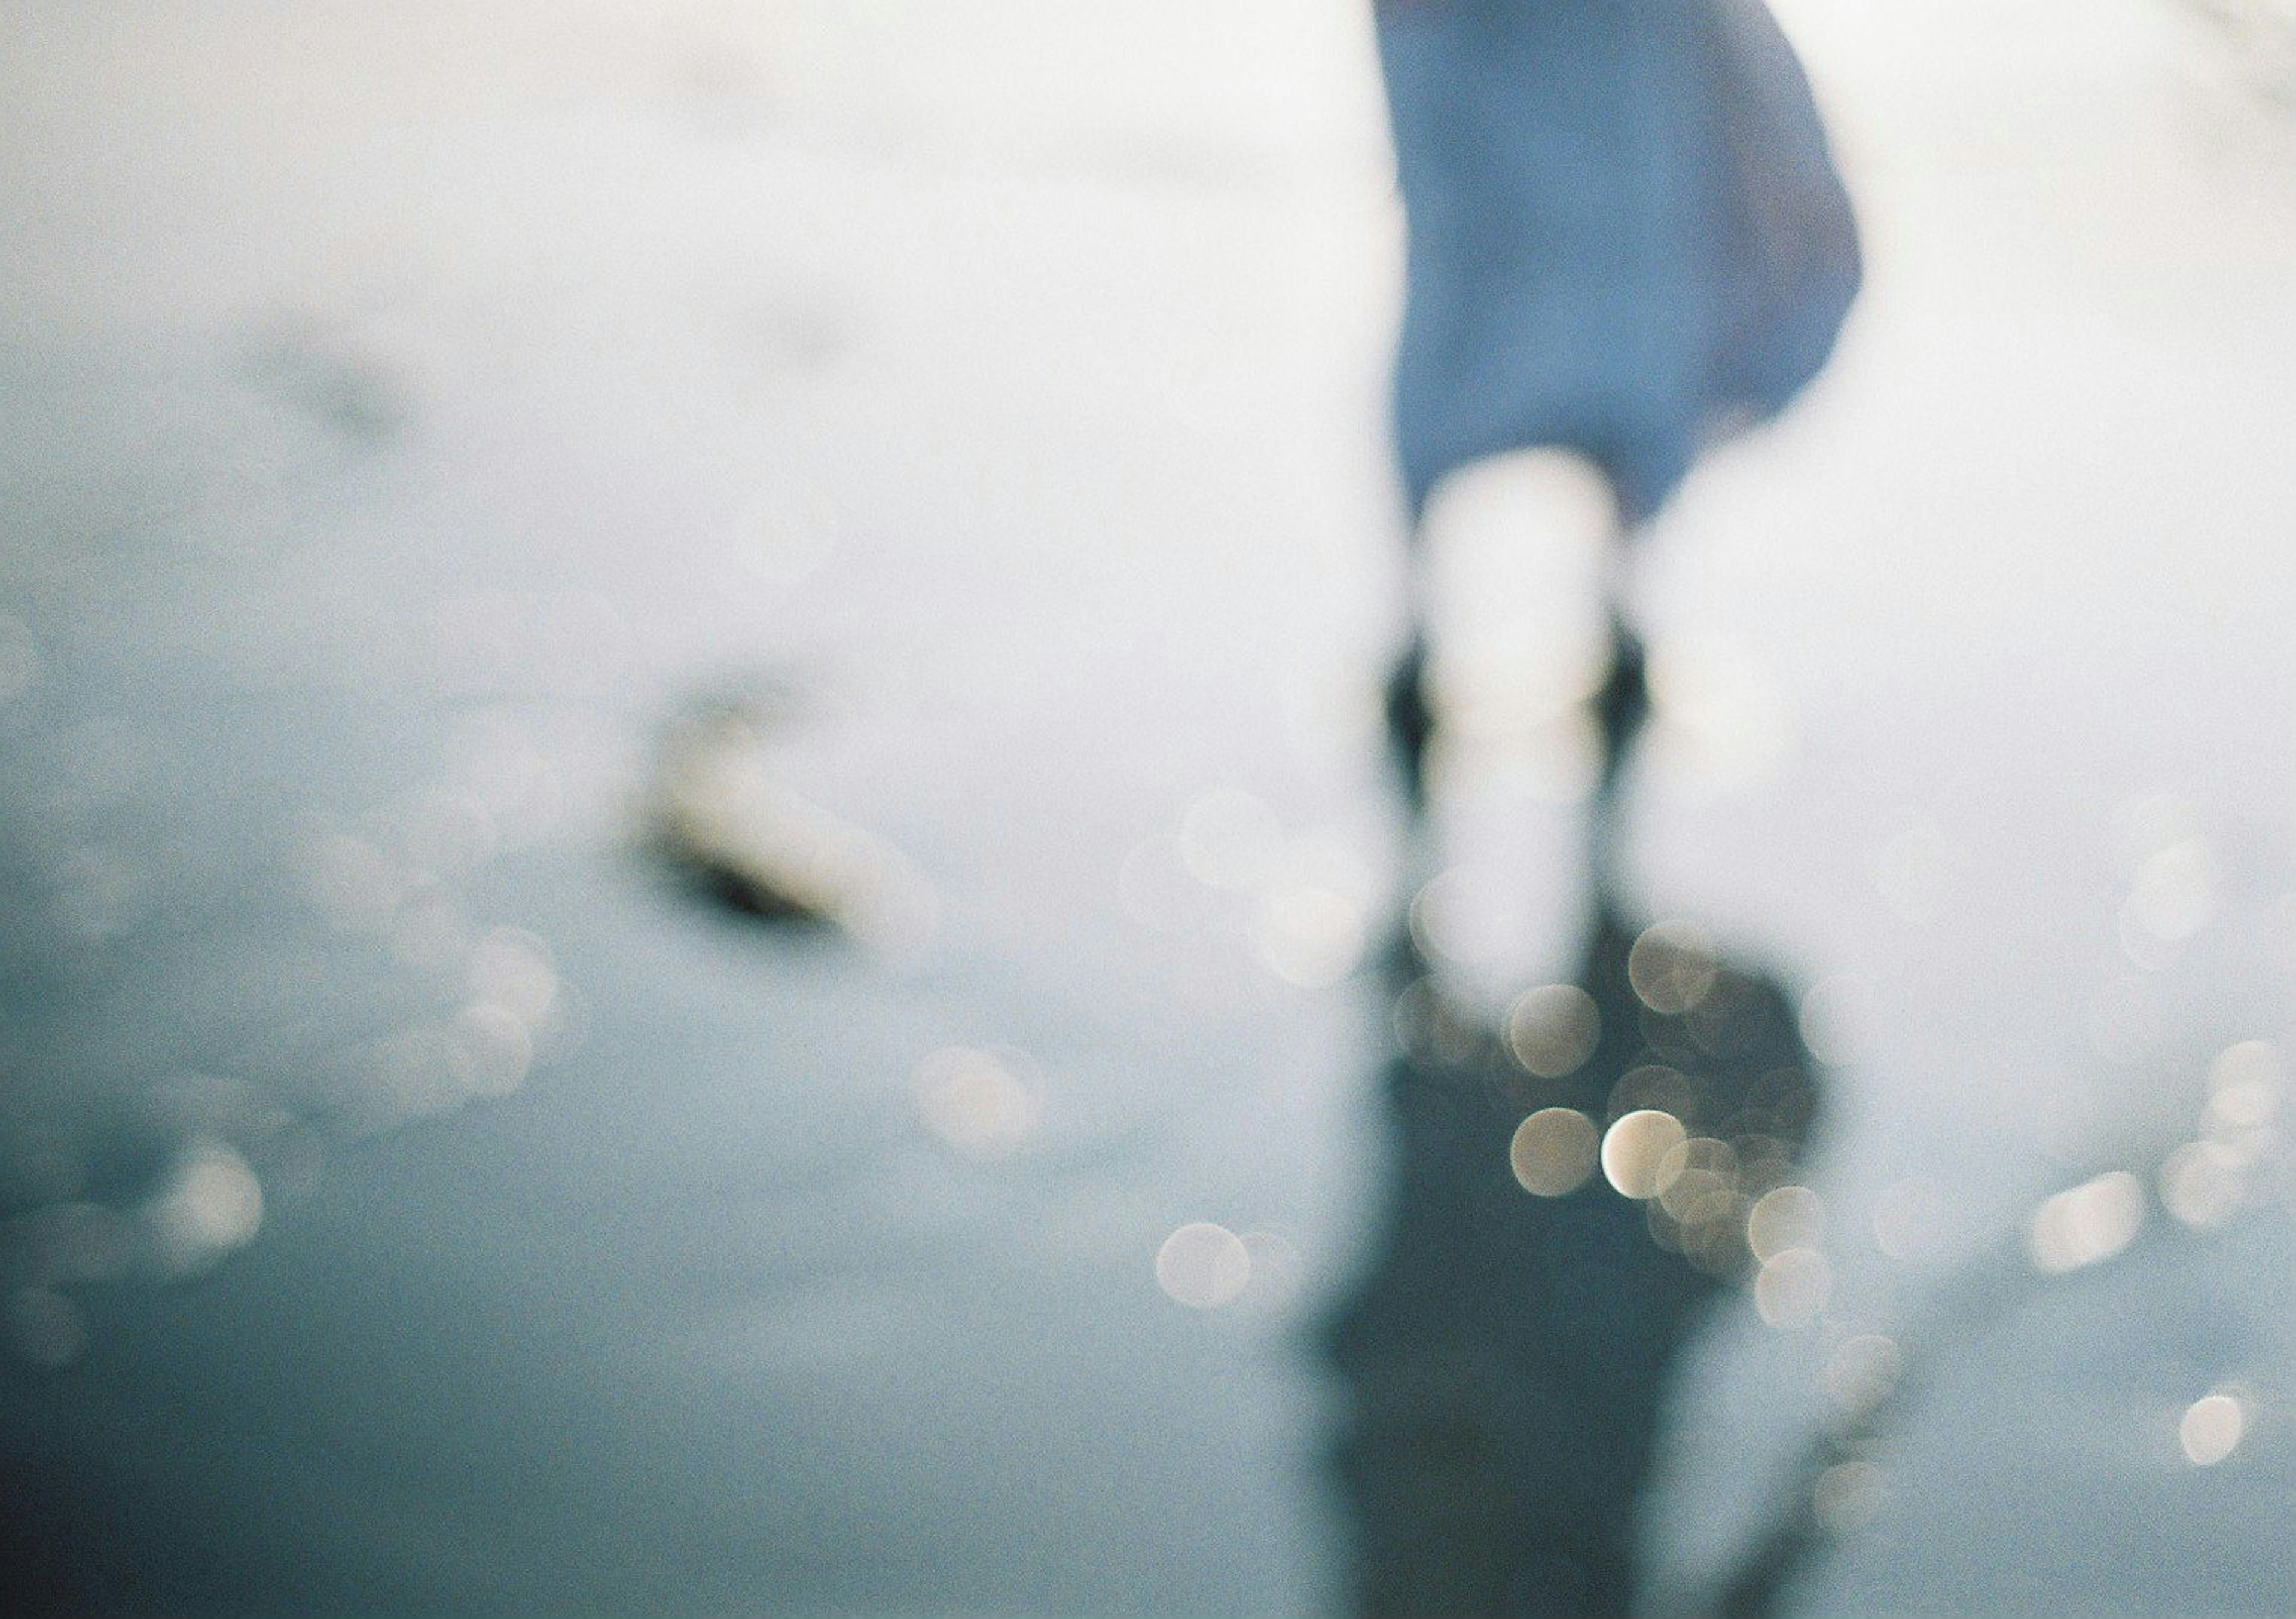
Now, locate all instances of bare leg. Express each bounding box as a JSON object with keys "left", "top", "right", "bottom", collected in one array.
[
  {"left": 1587, "top": 515, "right": 1652, "bottom": 925},
  {"left": 1378, "top": 486, "right": 1648, "bottom": 980}
]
